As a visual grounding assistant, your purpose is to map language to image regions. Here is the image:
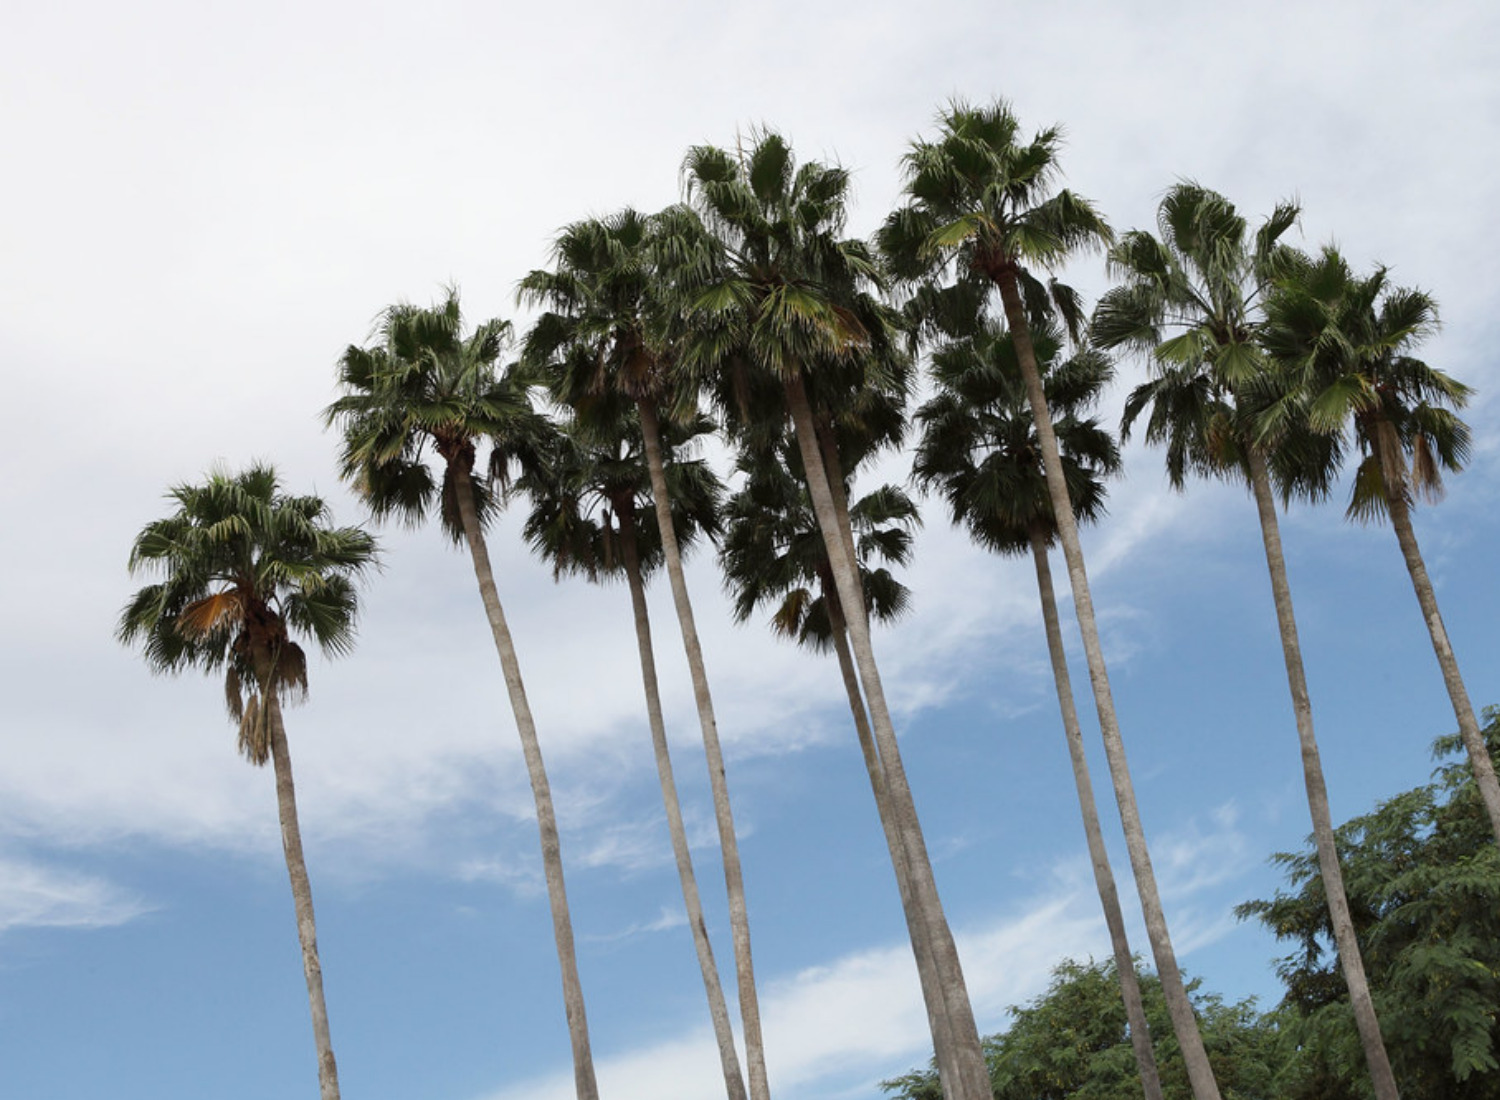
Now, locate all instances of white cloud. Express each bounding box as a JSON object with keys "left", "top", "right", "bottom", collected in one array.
[
  {"left": 0, "top": 854, "right": 151, "bottom": 936},
  {"left": 474, "top": 810, "right": 1253, "bottom": 1100}
]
